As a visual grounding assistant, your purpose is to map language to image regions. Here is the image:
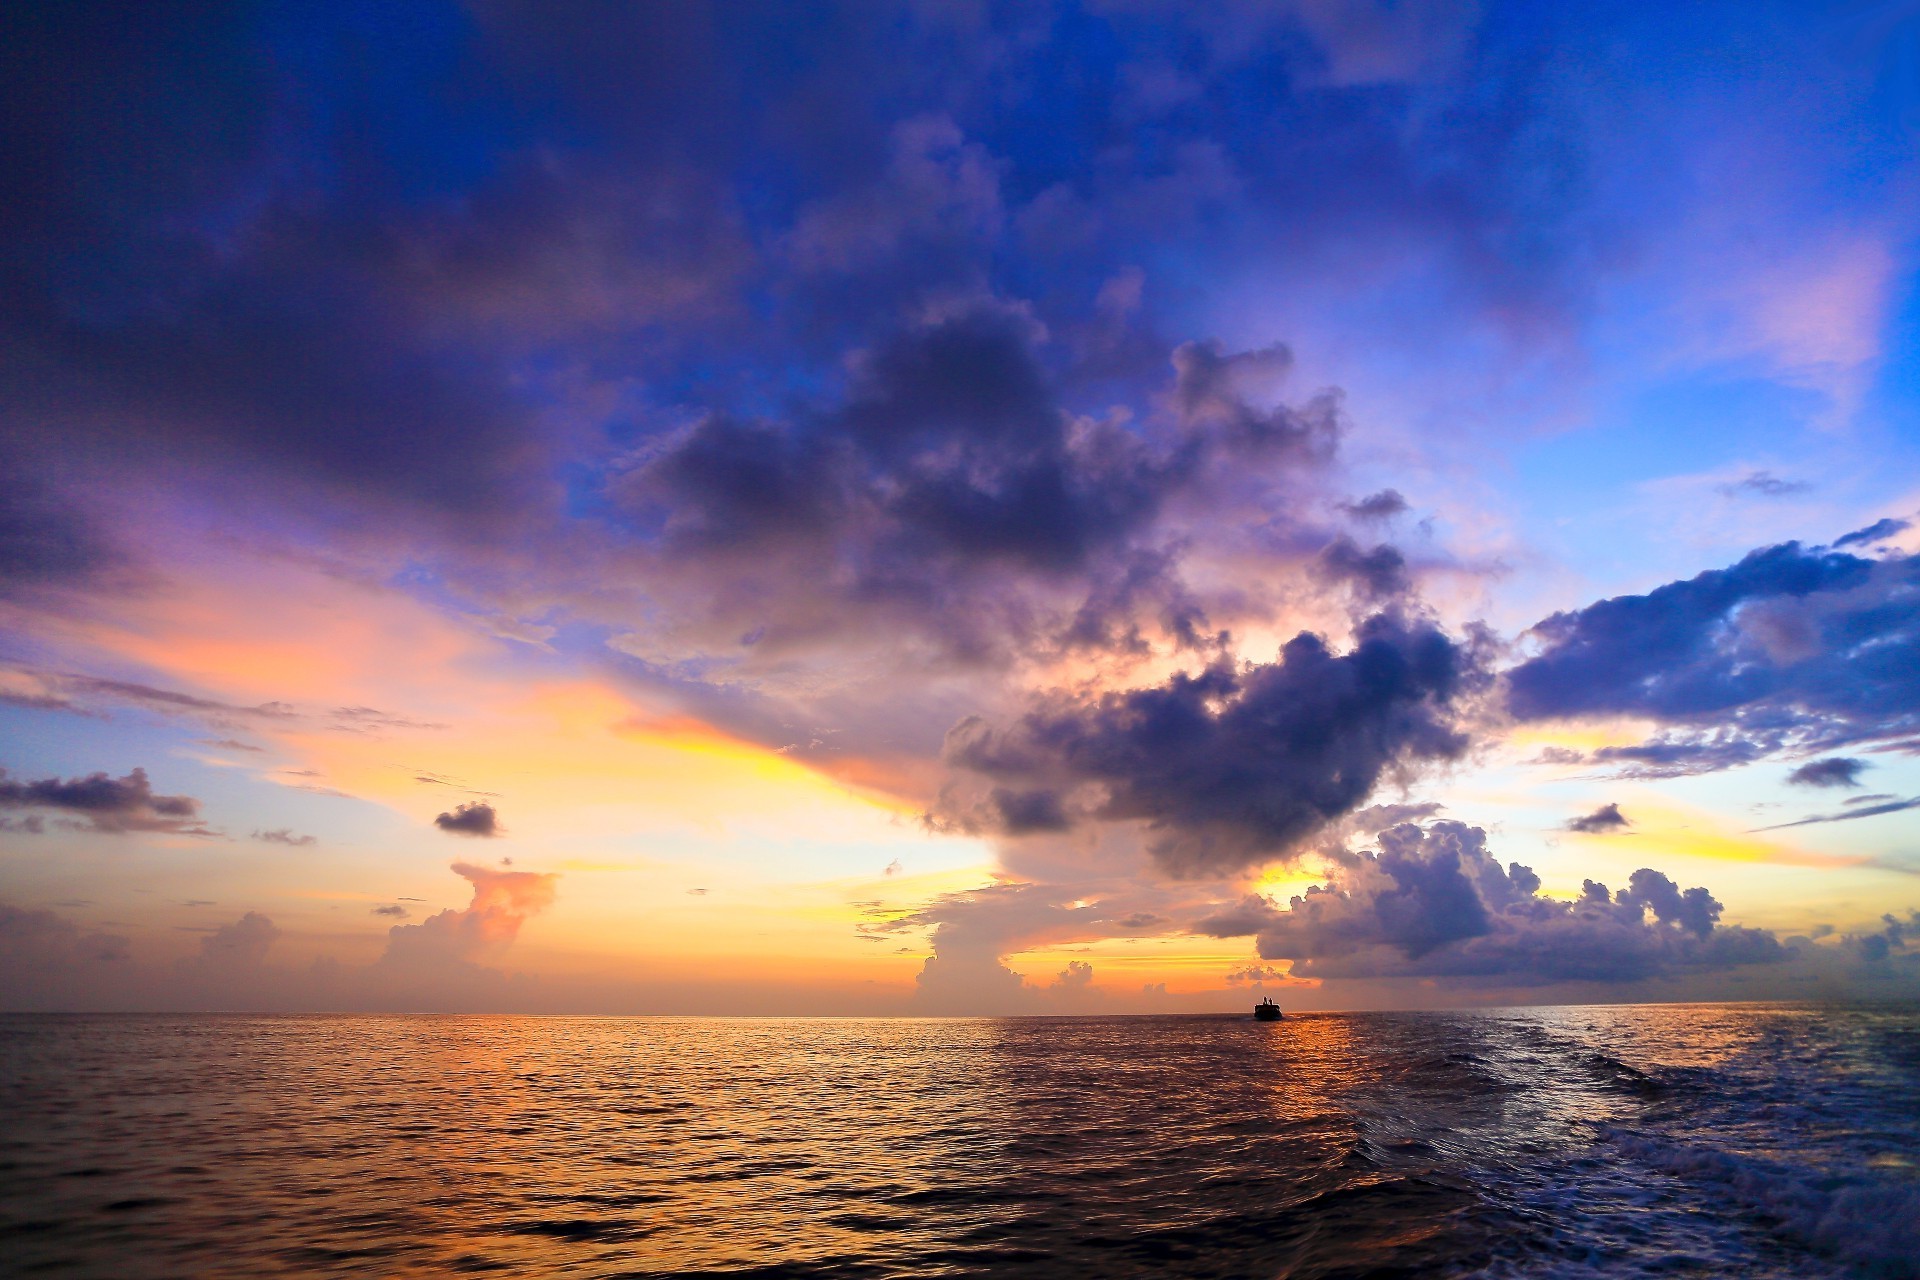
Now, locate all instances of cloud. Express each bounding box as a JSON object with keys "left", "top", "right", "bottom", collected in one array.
[
  {"left": 1224, "top": 964, "right": 1288, "bottom": 986},
  {"left": 1754, "top": 796, "right": 1920, "bottom": 832},
  {"left": 614, "top": 305, "right": 1344, "bottom": 670},
  {"left": 1052, "top": 959, "right": 1094, "bottom": 990},
  {"left": 1338, "top": 489, "right": 1410, "bottom": 522},
  {"left": 1567, "top": 803, "right": 1630, "bottom": 834},
  {"left": 1205, "top": 821, "right": 1782, "bottom": 983},
  {"left": 372, "top": 905, "right": 410, "bottom": 919},
  {"left": 1528, "top": 746, "right": 1586, "bottom": 766},
  {"left": 1588, "top": 733, "right": 1772, "bottom": 779},
  {"left": 251, "top": 828, "right": 316, "bottom": 847},
  {"left": 871, "top": 879, "right": 1190, "bottom": 1013},
  {"left": 941, "top": 611, "right": 1485, "bottom": 876},
  {"left": 1314, "top": 537, "right": 1412, "bottom": 603},
  {"left": 0, "top": 766, "right": 213, "bottom": 835},
  {"left": 1850, "top": 911, "right": 1917, "bottom": 963},
  {"left": 1716, "top": 470, "right": 1810, "bottom": 499},
  {"left": 1507, "top": 542, "right": 1920, "bottom": 770},
  {"left": 332, "top": 706, "right": 448, "bottom": 734},
  {"left": 185, "top": 912, "right": 280, "bottom": 970},
  {"left": 380, "top": 861, "right": 558, "bottom": 970},
  {"left": 434, "top": 802, "right": 501, "bottom": 838},
  {"left": 1, "top": 668, "right": 298, "bottom": 726},
  {"left": 1833, "top": 518, "right": 1911, "bottom": 550},
  {"left": 0, "top": 904, "right": 130, "bottom": 965},
  {"left": 783, "top": 114, "right": 1002, "bottom": 274},
  {"left": 1786, "top": 757, "right": 1867, "bottom": 789}
]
